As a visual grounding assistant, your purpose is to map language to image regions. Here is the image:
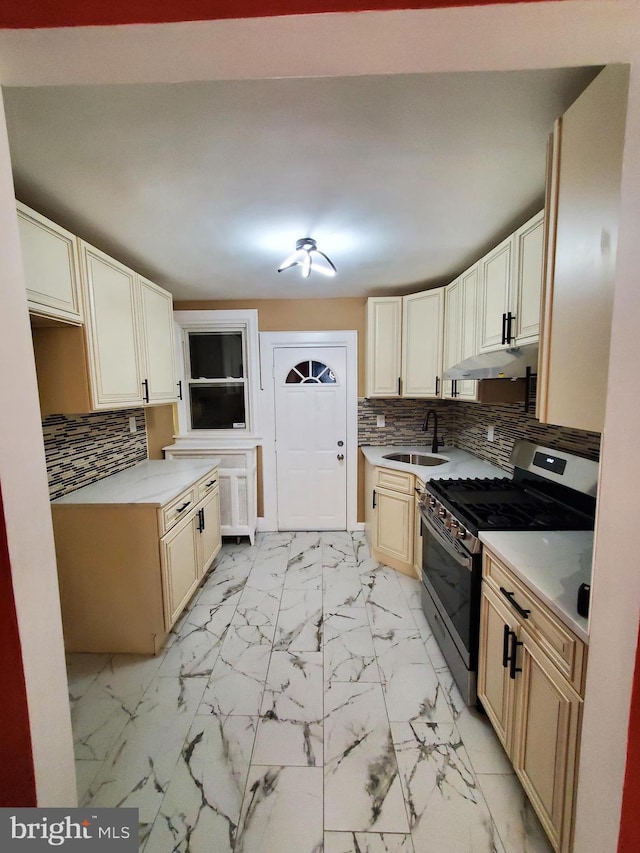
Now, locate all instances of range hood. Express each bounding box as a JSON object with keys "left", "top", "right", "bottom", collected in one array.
[{"left": 443, "top": 343, "right": 539, "bottom": 380}]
